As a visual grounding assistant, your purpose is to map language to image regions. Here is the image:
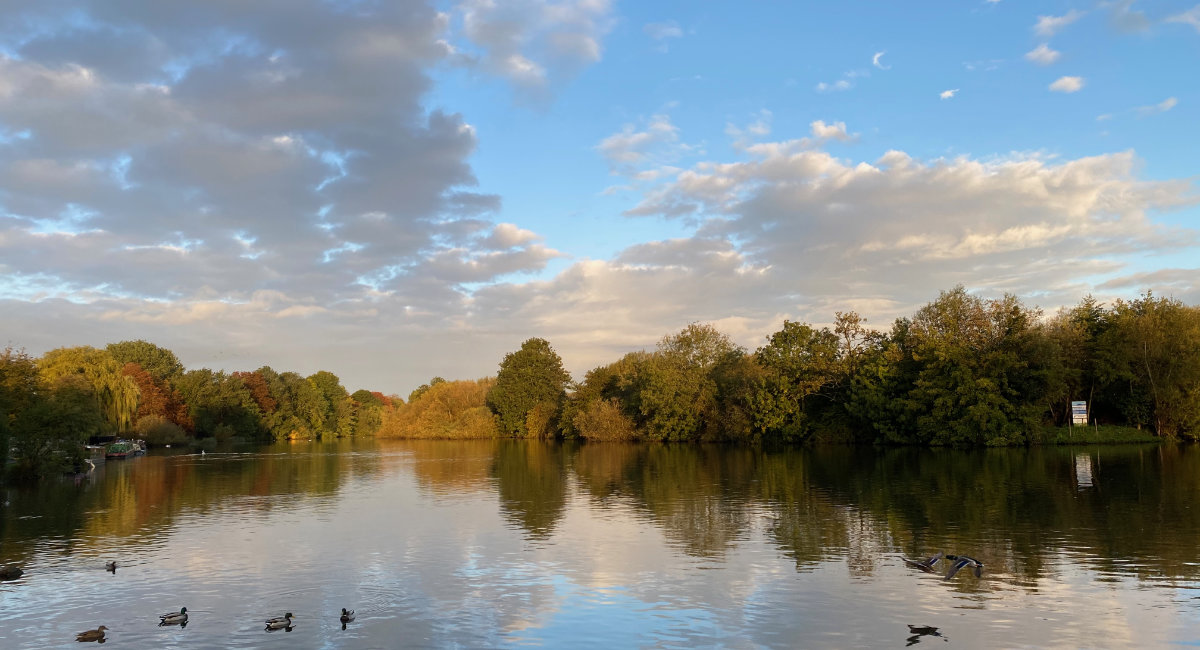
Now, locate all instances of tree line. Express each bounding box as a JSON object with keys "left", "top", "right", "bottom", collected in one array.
[
  {"left": 5, "top": 287, "right": 1199, "bottom": 479},
  {"left": 1, "top": 340, "right": 392, "bottom": 480},
  {"left": 382, "top": 287, "right": 1200, "bottom": 446}
]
